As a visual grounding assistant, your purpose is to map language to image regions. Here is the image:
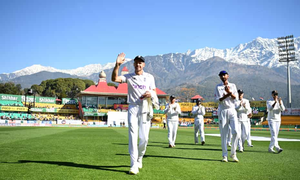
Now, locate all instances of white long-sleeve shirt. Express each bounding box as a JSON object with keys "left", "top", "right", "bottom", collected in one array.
[
  {"left": 191, "top": 105, "right": 206, "bottom": 122},
  {"left": 266, "top": 99, "right": 285, "bottom": 121},
  {"left": 235, "top": 98, "right": 252, "bottom": 122},
  {"left": 214, "top": 81, "right": 238, "bottom": 110},
  {"left": 164, "top": 103, "right": 181, "bottom": 122}
]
